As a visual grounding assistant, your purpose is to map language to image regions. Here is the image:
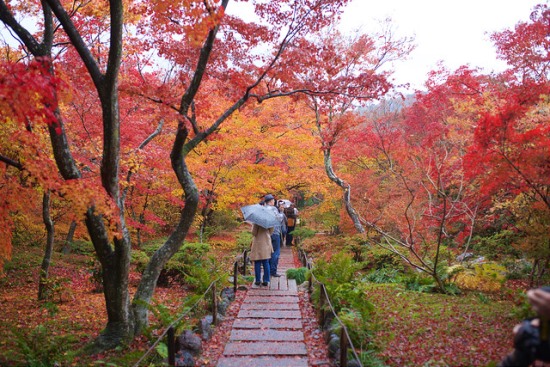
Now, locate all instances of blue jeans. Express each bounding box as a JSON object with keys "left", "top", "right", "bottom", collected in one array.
[
  {"left": 254, "top": 260, "right": 270, "bottom": 283},
  {"left": 270, "top": 233, "right": 281, "bottom": 276}
]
